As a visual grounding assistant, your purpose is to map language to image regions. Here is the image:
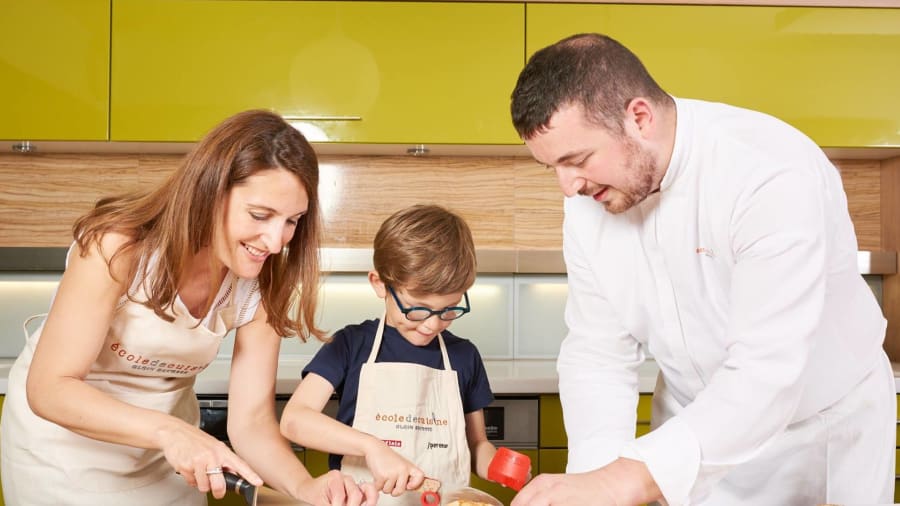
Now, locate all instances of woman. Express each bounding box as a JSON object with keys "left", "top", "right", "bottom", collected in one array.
[{"left": 0, "top": 110, "right": 377, "bottom": 506}]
